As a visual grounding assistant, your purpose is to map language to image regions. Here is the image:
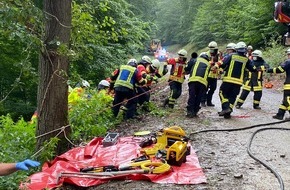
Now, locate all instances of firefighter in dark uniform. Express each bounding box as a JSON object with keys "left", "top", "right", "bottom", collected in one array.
[
  {"left": 201, "top": 41, "right": 222, "bottom": 107},
  {"left": 236, "top": 50, "right": 269, "bottom": 109},
  {"left": 218, "top": 42, "right": 257, "bottom": 119},
  {"left": 267, "top": 48, "right": 290, "bottom": 120},
  {"left": 185, "top": 52, "right": 212, "bottom": 117},
  {"left": 110, "top": 59, "right": 142, "bottom": 119},
  {"left": 163, "top": 49, "right": 188, "bottom": 108}
]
